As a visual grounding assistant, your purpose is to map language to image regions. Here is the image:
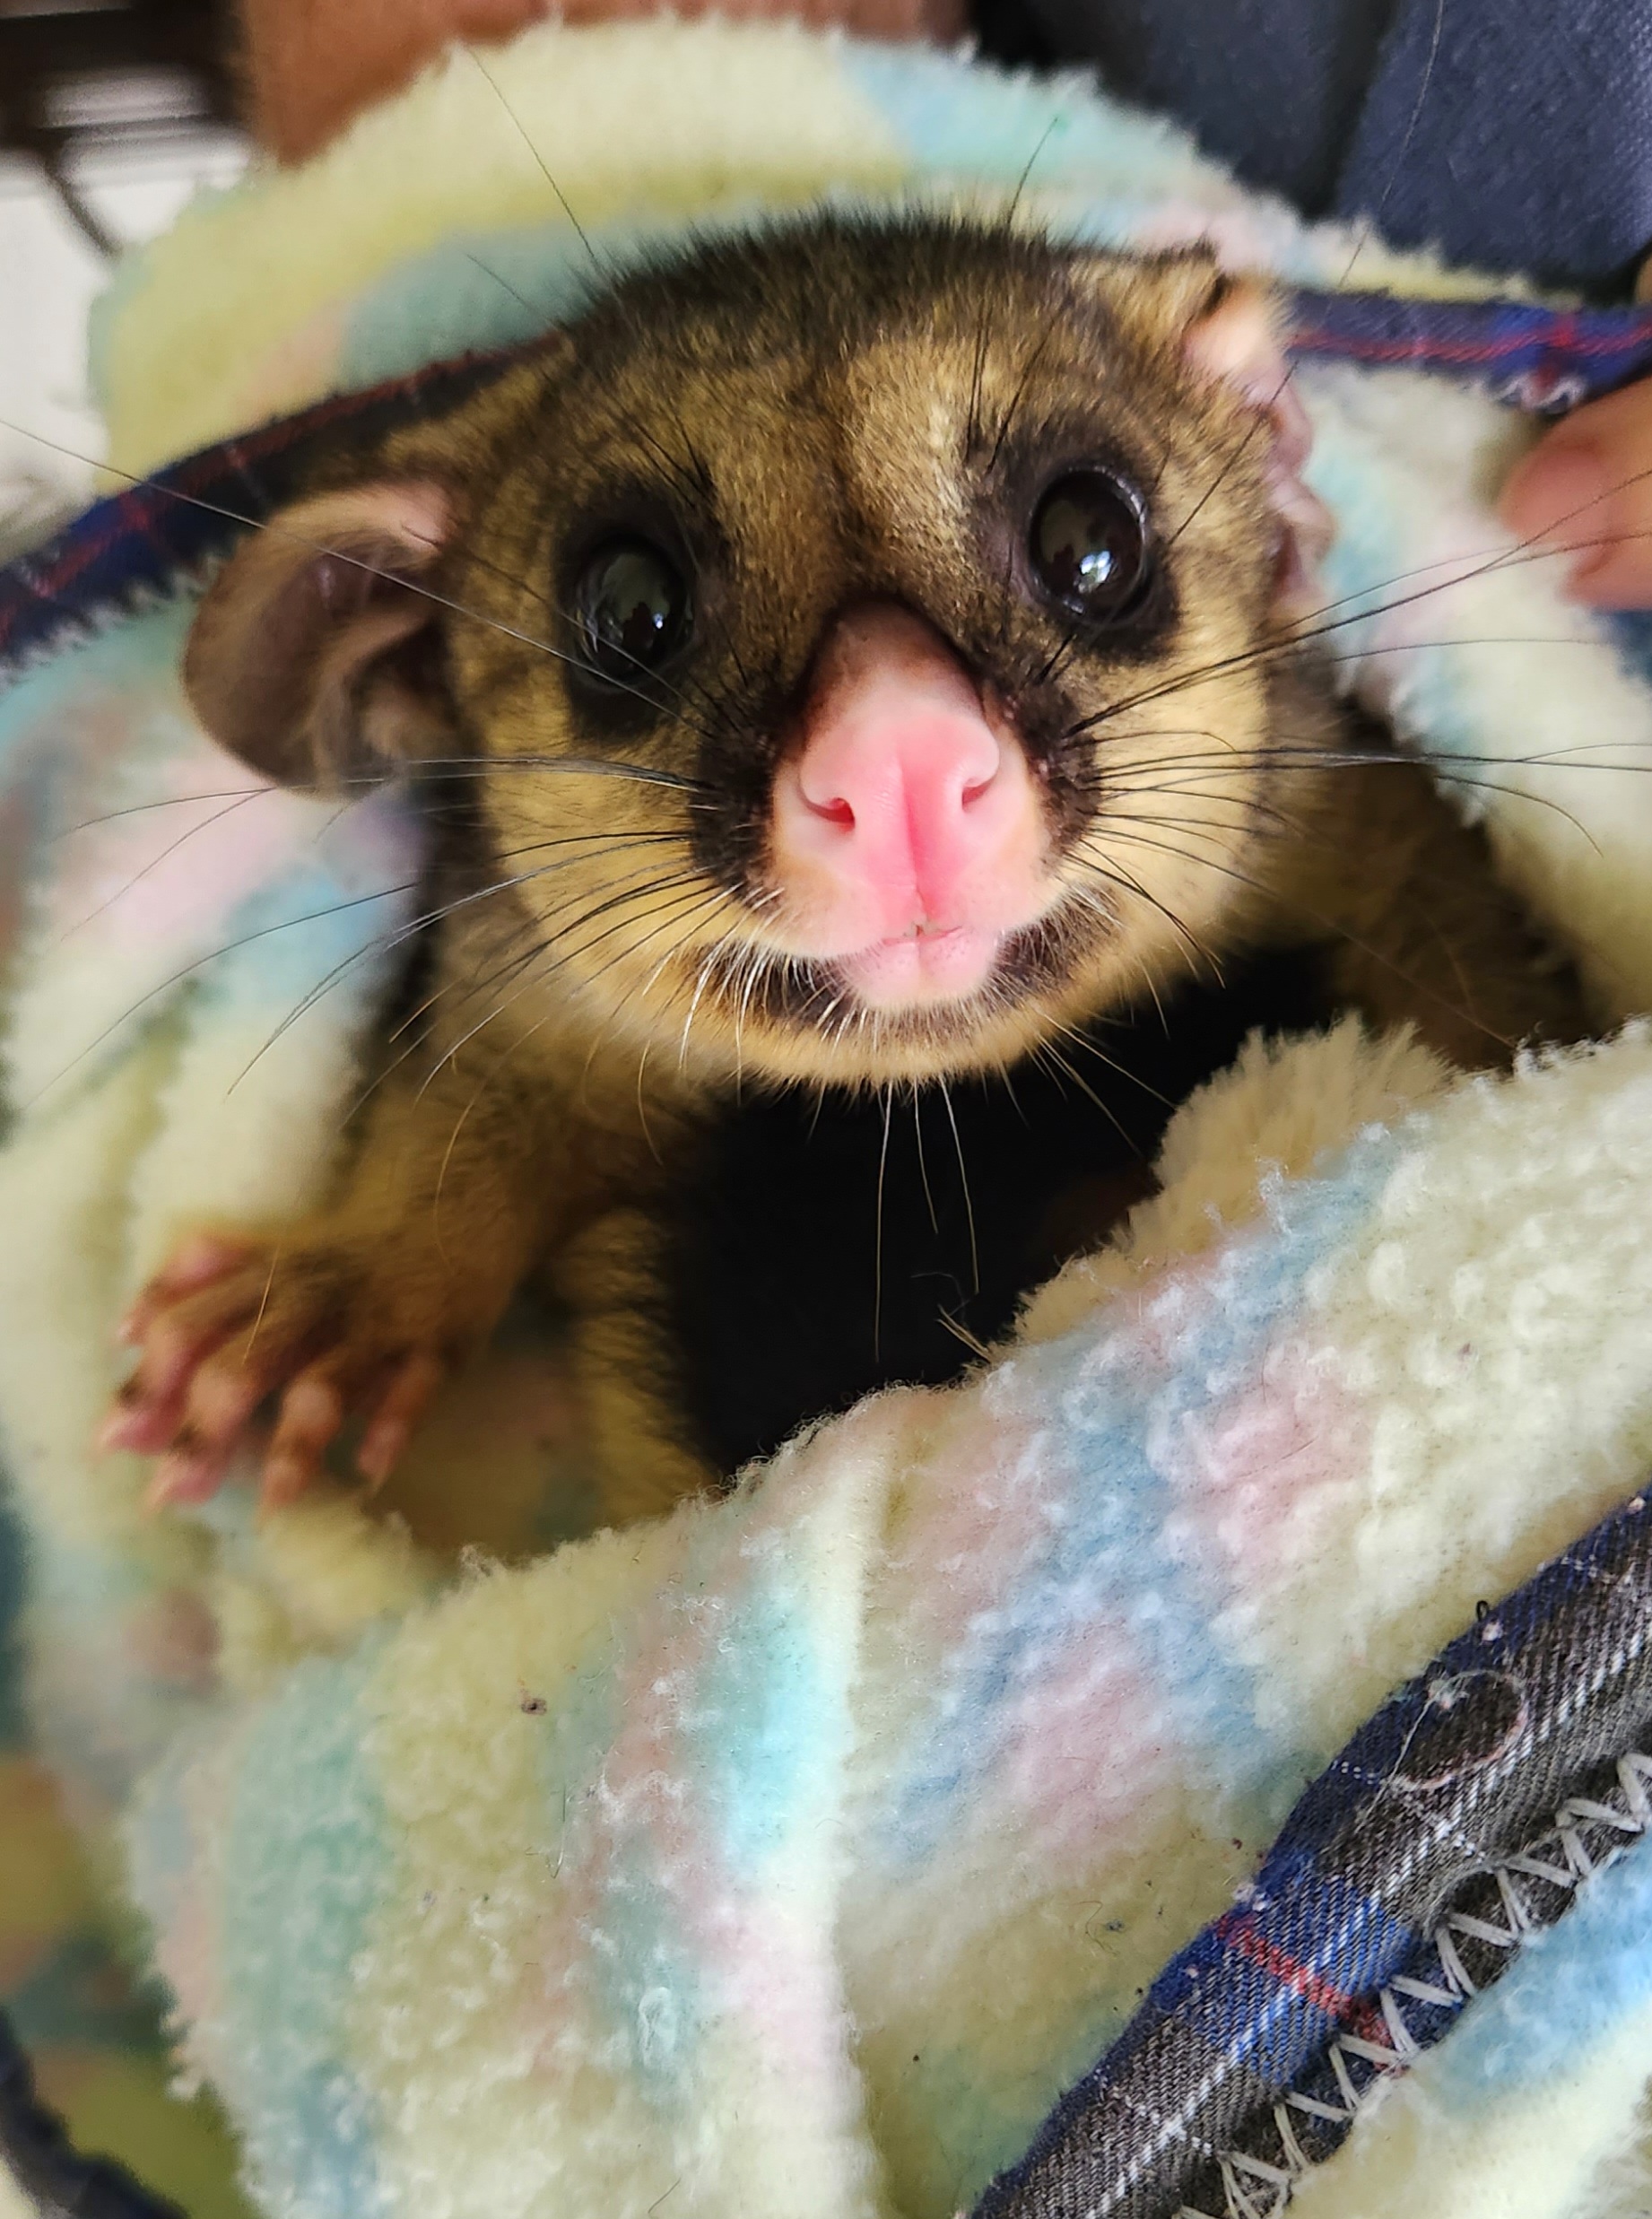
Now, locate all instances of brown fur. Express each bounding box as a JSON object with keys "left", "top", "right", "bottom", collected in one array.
[{"left": 123, "top": 217, "right": 1584, "bottom": 1524}]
